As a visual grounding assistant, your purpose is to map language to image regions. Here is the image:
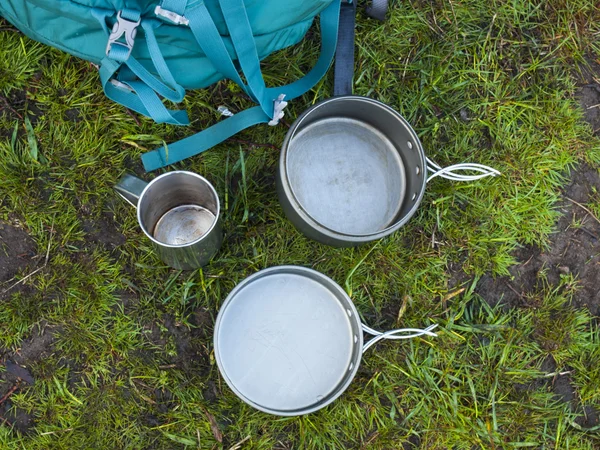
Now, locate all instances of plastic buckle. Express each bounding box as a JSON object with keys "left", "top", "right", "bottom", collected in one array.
[
  {"left": 105, "top": 11, "right": 141, "bottom": 59},
  {"left": 268, "top": 94, "right": 288, "bottom": 126},
  {"left": 154, "top": 6, "right": 189, "bottom": 26}
]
